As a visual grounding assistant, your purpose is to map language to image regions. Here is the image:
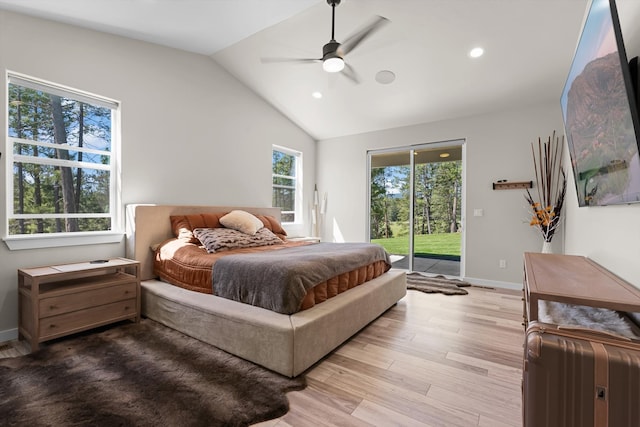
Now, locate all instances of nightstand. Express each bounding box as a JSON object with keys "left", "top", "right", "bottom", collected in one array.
[{"left": 18, "top": 257, "right": 140, "bottom": 351}]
